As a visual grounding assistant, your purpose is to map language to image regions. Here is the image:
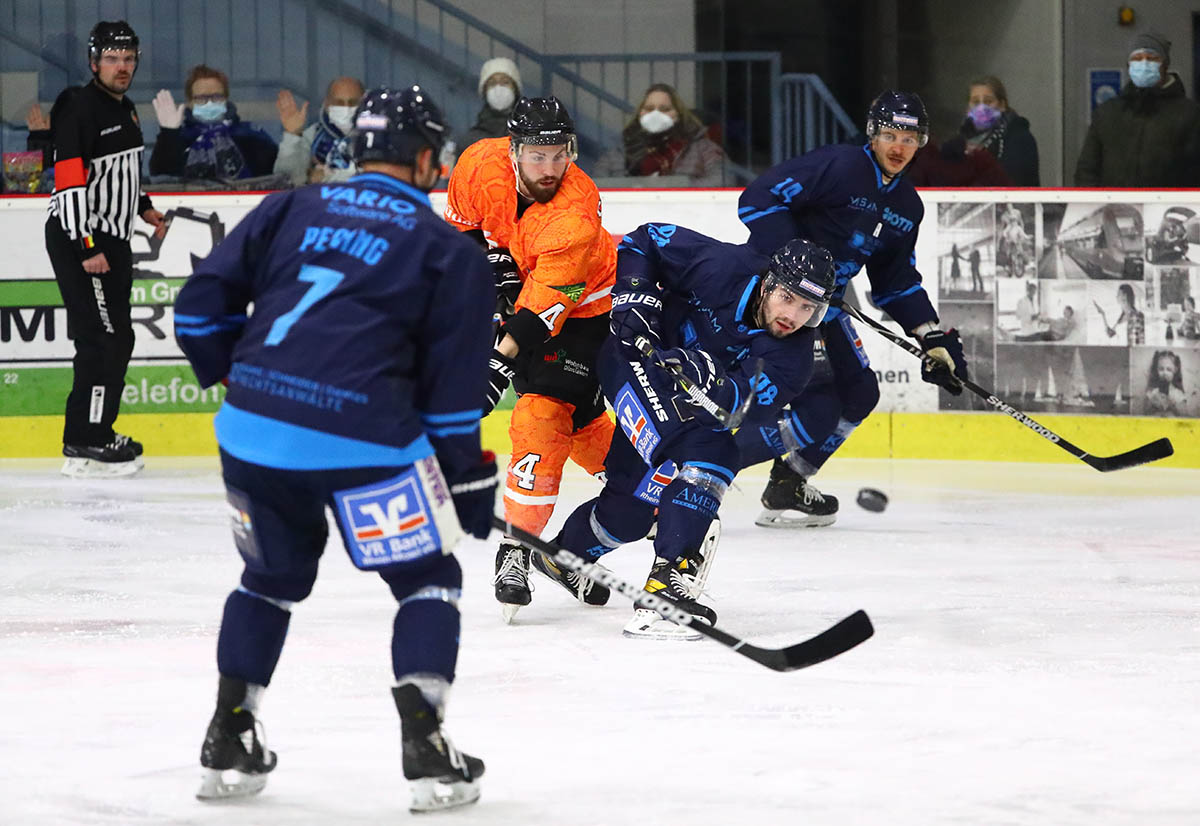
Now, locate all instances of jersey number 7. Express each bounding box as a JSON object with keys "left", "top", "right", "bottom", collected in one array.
[{"left": 265, "top": 264, "right": 346, "bottom": 347}]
